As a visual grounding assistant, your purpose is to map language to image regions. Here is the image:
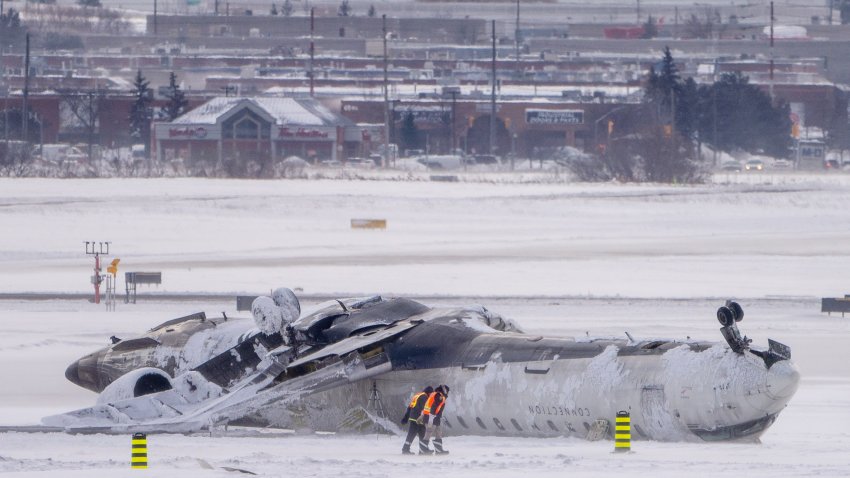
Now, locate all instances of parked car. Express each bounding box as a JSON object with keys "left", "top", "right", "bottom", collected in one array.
[
  {"left": 469, "top": 154, "right": 500, "bottom": 165},
  {"left": 824, "top": 159, "right": 840, "bottom": 170},
  {"left": 417, "top": 155, "right": 463, "bottom": 170},
  {"left": 744, "top": 159, "right": 764, "bottom": 171},
  {"left": 36, "top": 144, "right": 86, "bottom": 164},
  {"left": 346, "top": 158, "right": 376, "bottom": 169},
  {"left": 773, "top": 158, "right": 792, "bottom": 169},
  {"left": 720, "top": 161, "right": 742, "bottom": 172}
]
